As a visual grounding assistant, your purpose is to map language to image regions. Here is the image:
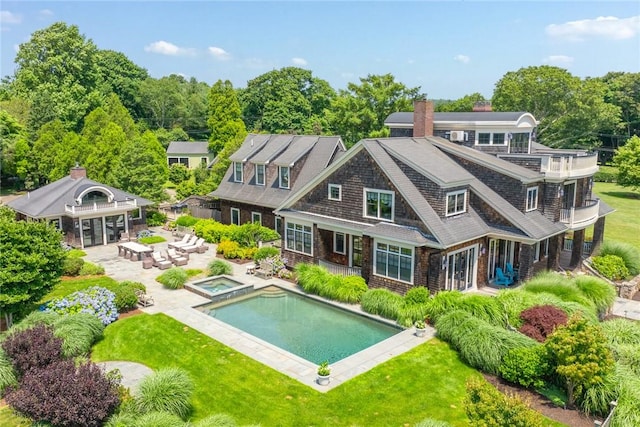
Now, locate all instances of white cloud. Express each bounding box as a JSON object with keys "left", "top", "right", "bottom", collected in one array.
[
  {"left": 0, "top": 10, "right": 22, "bottom": 24},
  {"left": 291, "top": 57, "right": 307, "bottom": 66},
  {"left": 542, "top": 55, "right": 574, "bottom": 65},
  {"left": 144, "top": 40, "right": 196, "bottom": 56},
  {"left": 39, "top": 9, "right": 54, "bottom": 19},
  {"left": 453, "top": 54, "right": 470, "bottom": 64},
  {"left": 208, "top": 46, "right": 230, "bottom": 61},
  {"left": 546, "top": 15, "right": 640, "bottom": 41}
]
